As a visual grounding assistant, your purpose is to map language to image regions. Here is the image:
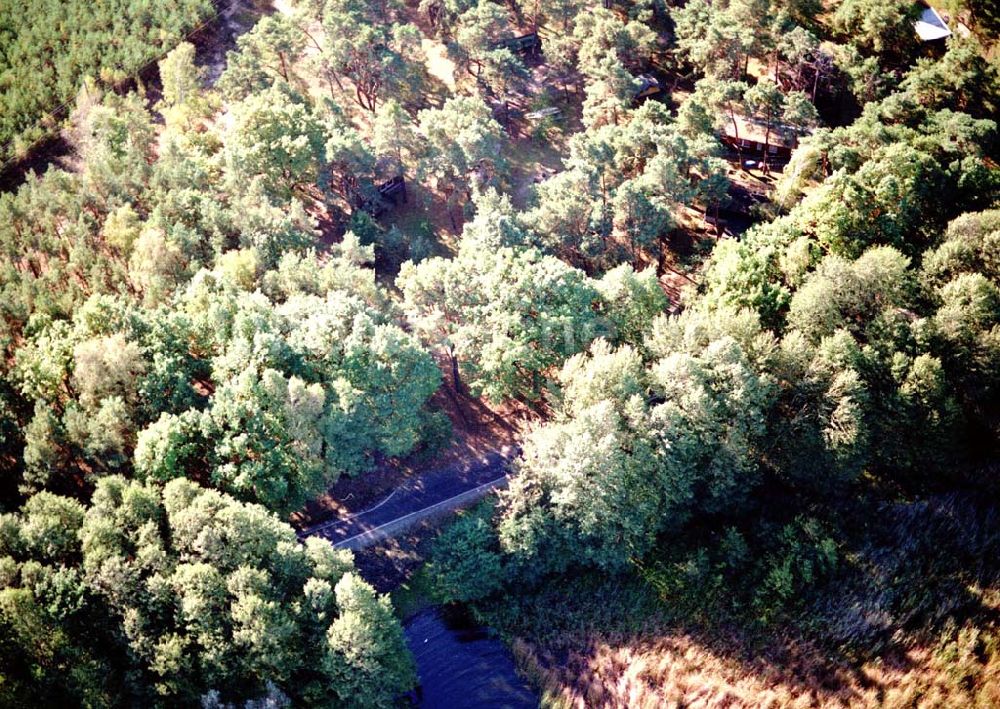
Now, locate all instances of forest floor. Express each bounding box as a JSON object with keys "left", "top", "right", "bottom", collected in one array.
[{"left": 197, "top": 0, "right": 266, "bottom": 85}]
